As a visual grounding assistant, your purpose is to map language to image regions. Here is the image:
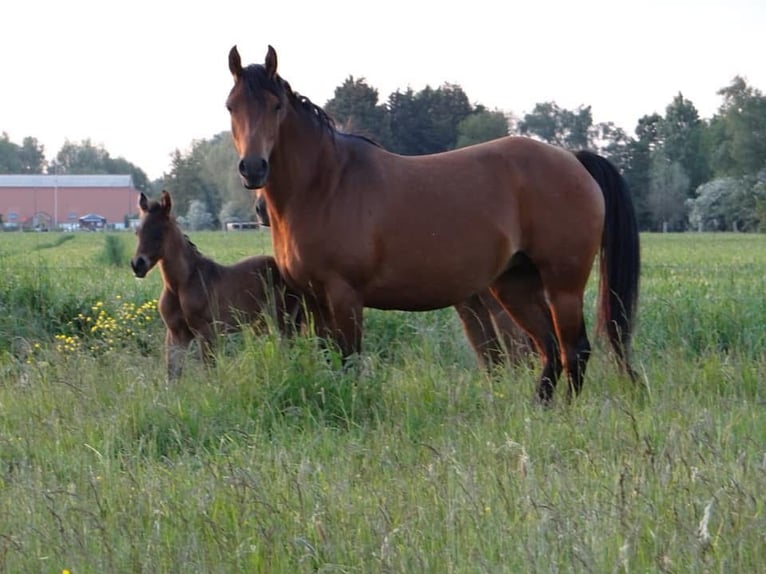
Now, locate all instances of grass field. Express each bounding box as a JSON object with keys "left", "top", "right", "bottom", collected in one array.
[{"left": 0, "top": 230, "right": 764, "bottom": 573}]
